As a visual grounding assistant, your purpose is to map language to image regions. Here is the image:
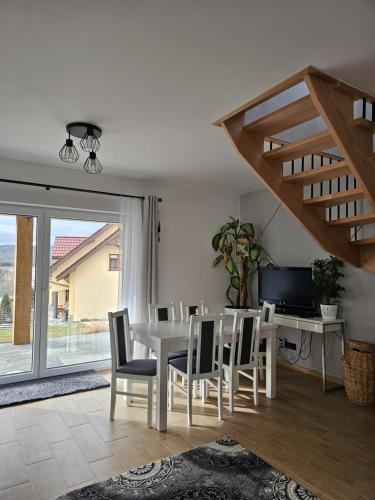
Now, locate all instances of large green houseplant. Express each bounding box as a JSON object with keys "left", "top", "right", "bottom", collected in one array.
[
  {"left": 311, "top": 256, "right": 345, "bottom": 320},
  {"left": 212, "top": 217, "right": 271, "bottom": 308}
]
